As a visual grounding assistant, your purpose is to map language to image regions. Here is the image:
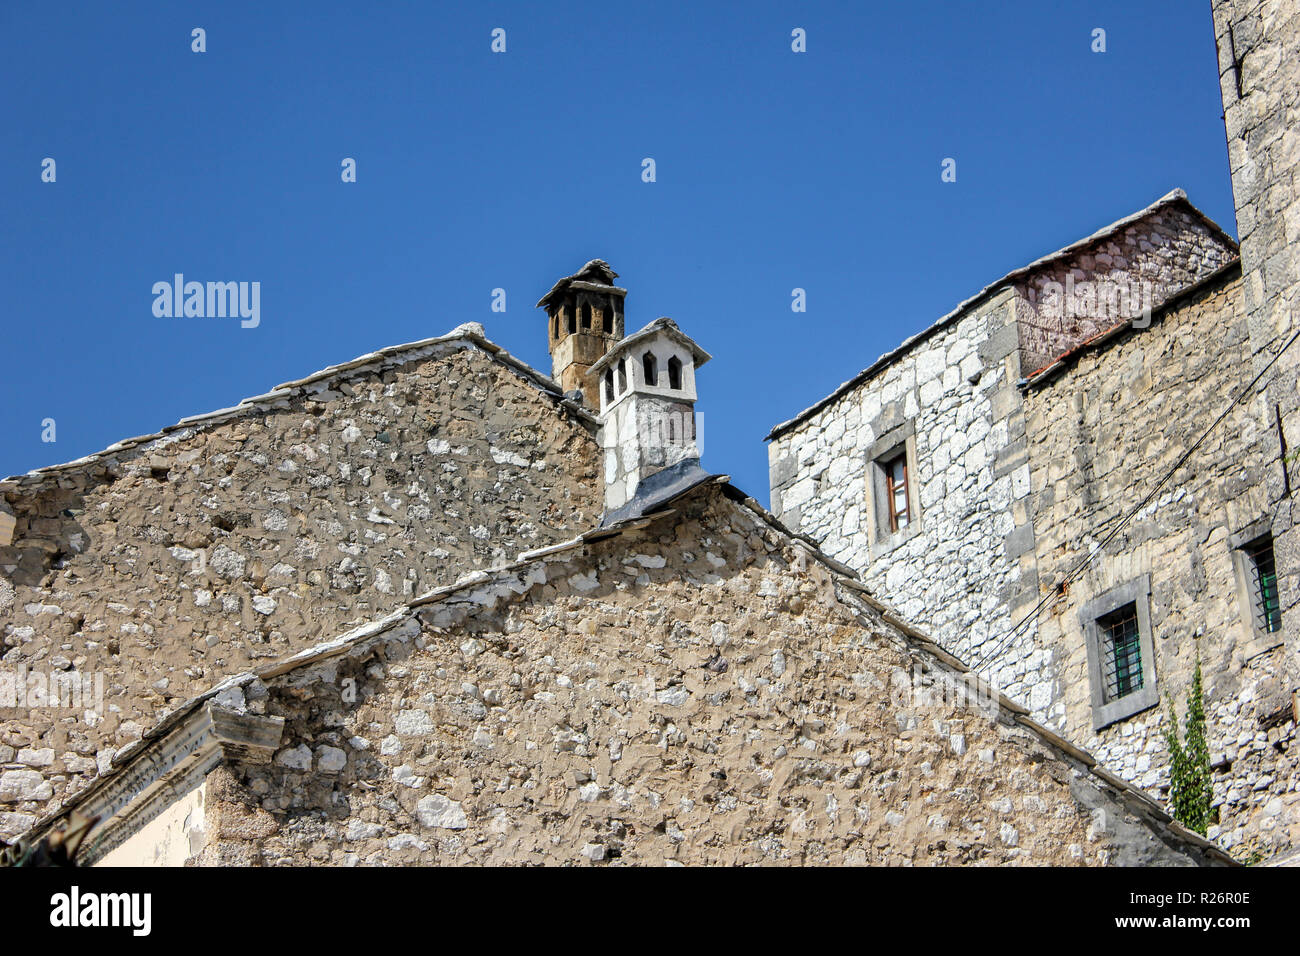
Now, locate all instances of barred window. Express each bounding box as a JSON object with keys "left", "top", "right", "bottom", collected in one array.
[
  {"left": 1098, "top": 603, "right": 1143, "bottom": 701},
  {"left": 1244, "top": 535, "right": 1282, "bottom": 634},
  {"left": 1082, "top": 576, "right": 1156, "bottom": 729}
]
